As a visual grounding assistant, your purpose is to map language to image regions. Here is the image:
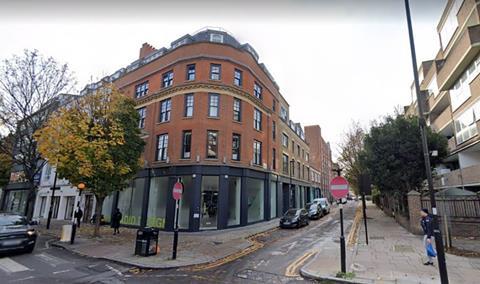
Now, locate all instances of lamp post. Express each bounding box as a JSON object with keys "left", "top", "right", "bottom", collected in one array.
[
  {"left": 46, "top": 170, "right": 60, "bottom": 230},
  {"left": 404, "top": 0, "right": 448, "bottom": 283},
  {"left": 71, "top": 182, "right": 85, "bottom": 244}
]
